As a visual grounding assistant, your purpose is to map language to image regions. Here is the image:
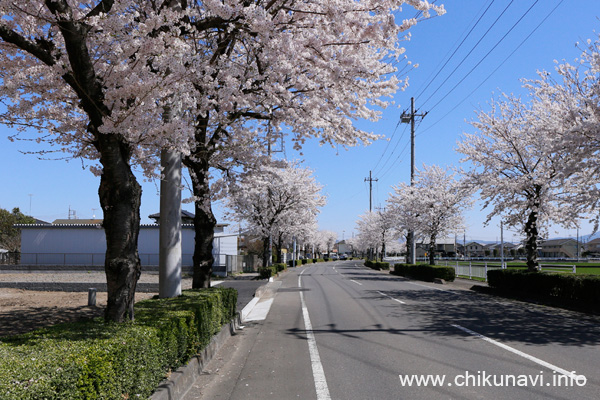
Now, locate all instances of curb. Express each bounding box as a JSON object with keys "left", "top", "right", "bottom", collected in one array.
[{"left": 150, "top": 314, "right": 243, "bottom": 400}]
